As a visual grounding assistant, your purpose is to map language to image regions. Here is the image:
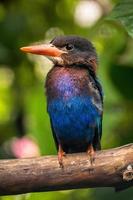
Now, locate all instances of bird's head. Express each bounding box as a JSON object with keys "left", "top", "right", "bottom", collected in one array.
[{"left": 20, "top": 35, "right": 98, "bottom": 72}]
